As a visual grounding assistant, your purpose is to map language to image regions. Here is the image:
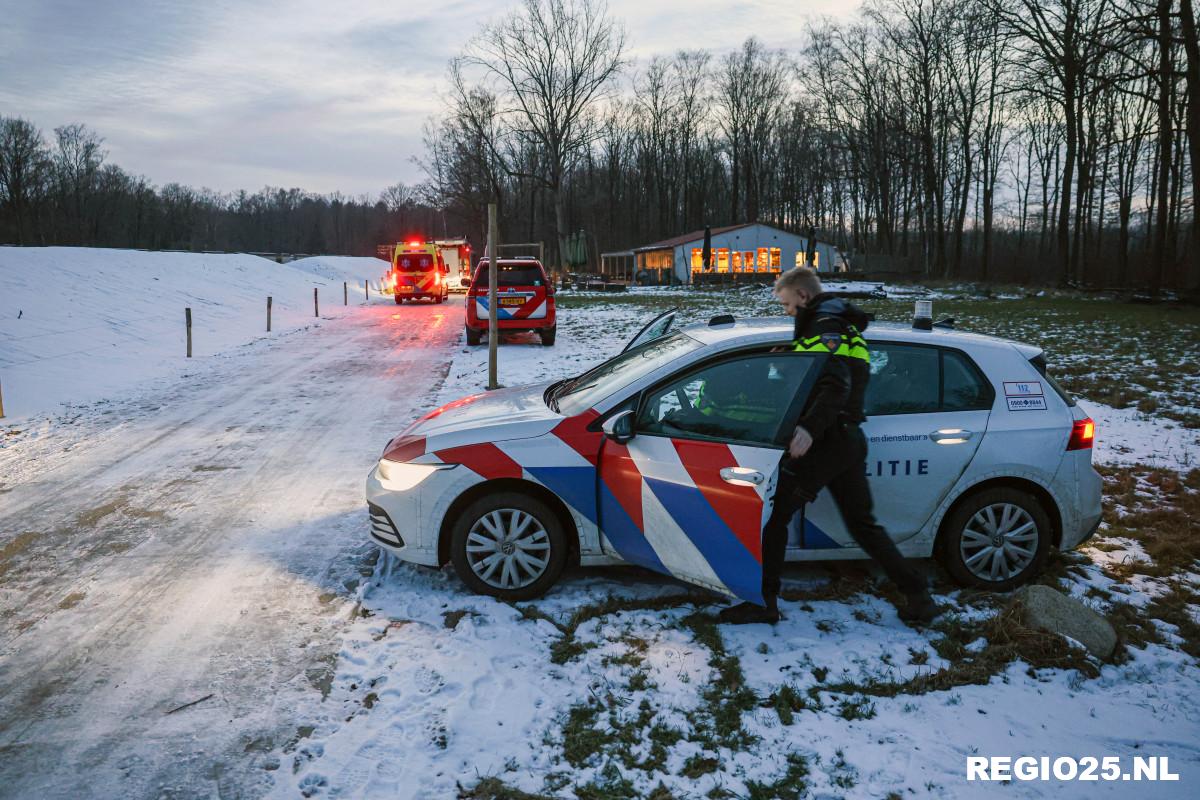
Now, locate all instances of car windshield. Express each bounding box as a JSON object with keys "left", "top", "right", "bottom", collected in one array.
[
  {"left": 551, "top": 332, "right": 703, "bottom": 415},
  {"left": 473, "top": 263, "right": 544, "bottom": 287},
  {"left": 396, "top": 254, "right": 435, "bottom": 271}
]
